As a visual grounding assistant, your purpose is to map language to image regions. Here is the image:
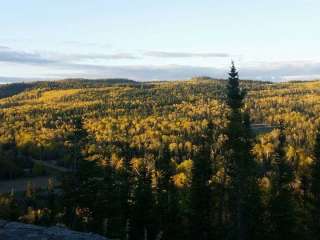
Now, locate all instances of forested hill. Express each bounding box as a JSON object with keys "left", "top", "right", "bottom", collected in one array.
[
  {"left": 0, "top": 78, "right": 319, "bottom": 180},
  {"left": 0, "top": 78, "right": 137, "bottom": 99},
  {"left": 1, "top": 77, "right": 320, "bottom": 239}
]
